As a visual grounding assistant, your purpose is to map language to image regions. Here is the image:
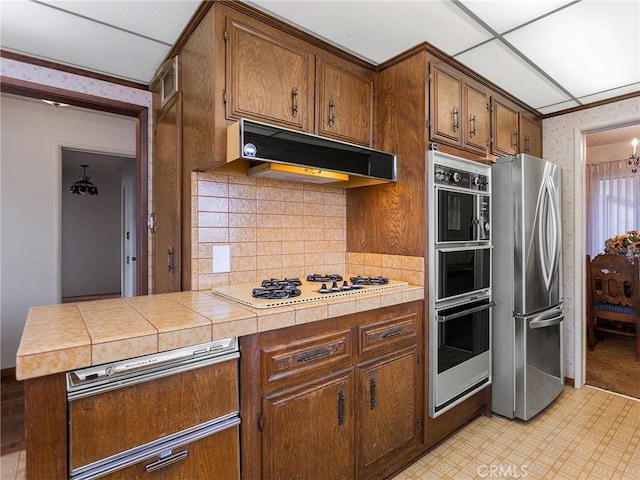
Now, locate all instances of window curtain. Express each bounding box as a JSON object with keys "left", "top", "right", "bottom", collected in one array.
[{"left": 586, "top": 159, "right": 640, "bottom": 258}]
